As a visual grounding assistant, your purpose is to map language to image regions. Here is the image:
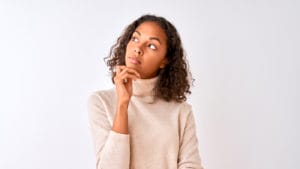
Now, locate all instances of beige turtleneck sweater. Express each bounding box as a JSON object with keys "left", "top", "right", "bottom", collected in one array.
[{"left": 87, "top": 77, "right": 204, "bottom": 169}]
